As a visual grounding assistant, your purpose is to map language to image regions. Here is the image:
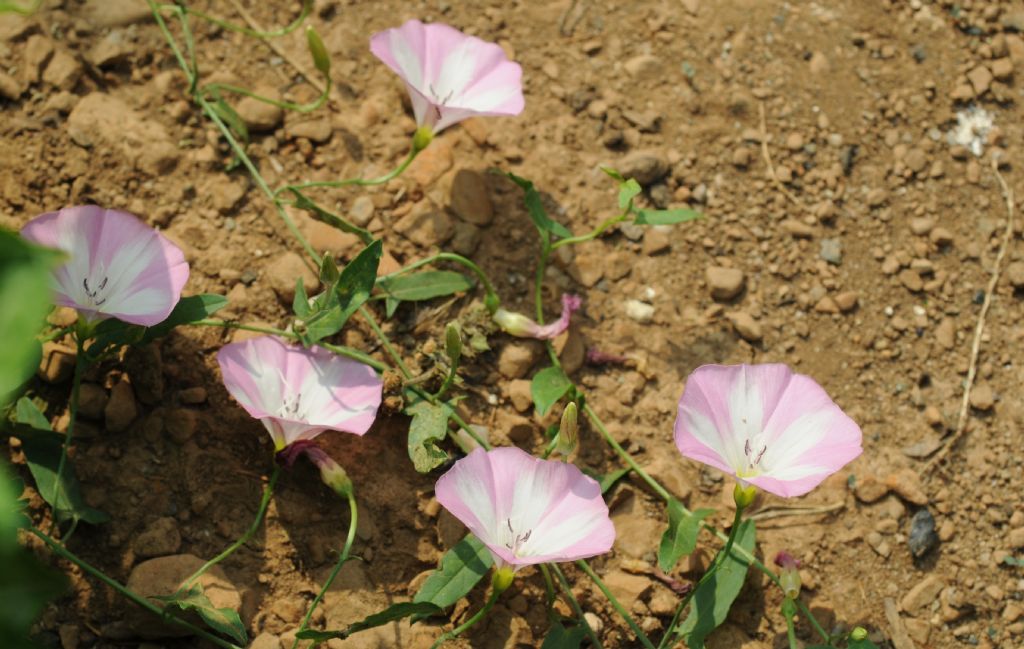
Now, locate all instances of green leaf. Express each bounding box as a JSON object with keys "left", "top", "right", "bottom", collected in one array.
[
  {"left": 296, "top": 602, "right": 443, "bottom": 641},
  {"left": 600, "top": 166, "right": 625, "bottom": 182},
  {"left": 405, "top": 398, "right": 451, "bottom": 473},
  {"left": 658, "top": 502, "right": 714, "bottom": 573},
  {"left": 618, "top": 178, "right": 642, "bottom": 210},
  {"left": 158, "top": 584, "right": 247, "bottom": 645},
  {"left": 0, "top": 231, "right": 61, "bottom": 406},
  {"left": 676, "top": 519, "right": 756, "bottom": 648},
  {"left": 13, "top": 399, "right": 108, "bottom": 528},
  {"left": 0, "top": 466, "right": 29, "bottom": 537},
  {"left": 319, "top": 255, "right": 340, "bottom": 284},
  {"left": 293, "top": 277, "right": 312, "bottom": 318},
  {"left": 507, "top": 173, "right": 574, "bottom": 239},
  {"left": 377, "top": 270, "right": 473, "bottom": 303},
  {"left": 412, "top": 534, "right": 493, "bottom": 618},
  {"left": 848, "top": 639, "right": 881, "bottom": 649},
  {"left": 531, "top": 366, "right": 572, "bottom": 416},
  {"left": 541, "top": 623, "right": 587, "bottom": 649},
  {"left": 290, "top": 189, "right": 373, "bottom": 245},
  {"left": 582, "top": 467, "right": 631, "bottom": 494},
  {"left": 335, "top": 240, "right": 382, "bottom": 325},
  {"left": 634, "top": 208, "right": 702, "bottom": 226},
  {"left": 140, "top": 294, "right": 229, "bottom": 344},
  {"left": 385, "top": 296, "right": 401, "bottom": 319},
  {"left": 1002, "top": 556, "right": 1024, "bottom": 567}
]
